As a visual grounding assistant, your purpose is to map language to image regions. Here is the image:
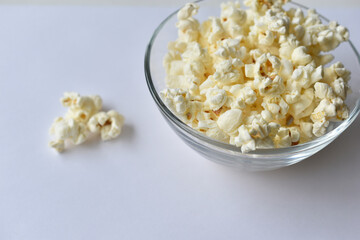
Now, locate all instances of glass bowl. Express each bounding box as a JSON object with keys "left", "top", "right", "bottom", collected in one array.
[{"left": 144, "top": 0, "right": 360, "bottom": 171}]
